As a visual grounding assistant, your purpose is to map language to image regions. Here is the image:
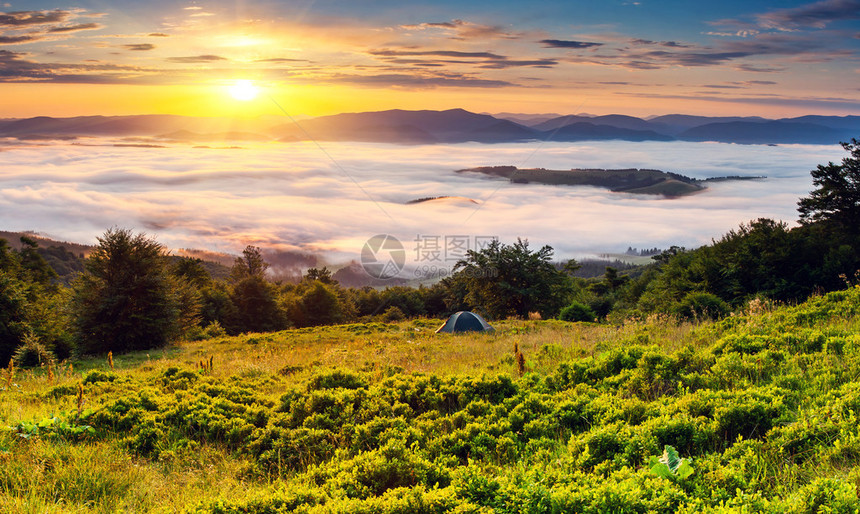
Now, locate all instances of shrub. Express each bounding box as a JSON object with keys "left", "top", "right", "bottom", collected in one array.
[
  {"left": 12, "top": 333, "right": 55, "bottom": 368},
  {"left": 559, "top": 302, "right": 596, "bottom": 322},
  {"left": 382, "top": 306, "right": 407, "bottom": 322},
  {"left": 673, "top": 292, "right": 731, "bottom": 320}
]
